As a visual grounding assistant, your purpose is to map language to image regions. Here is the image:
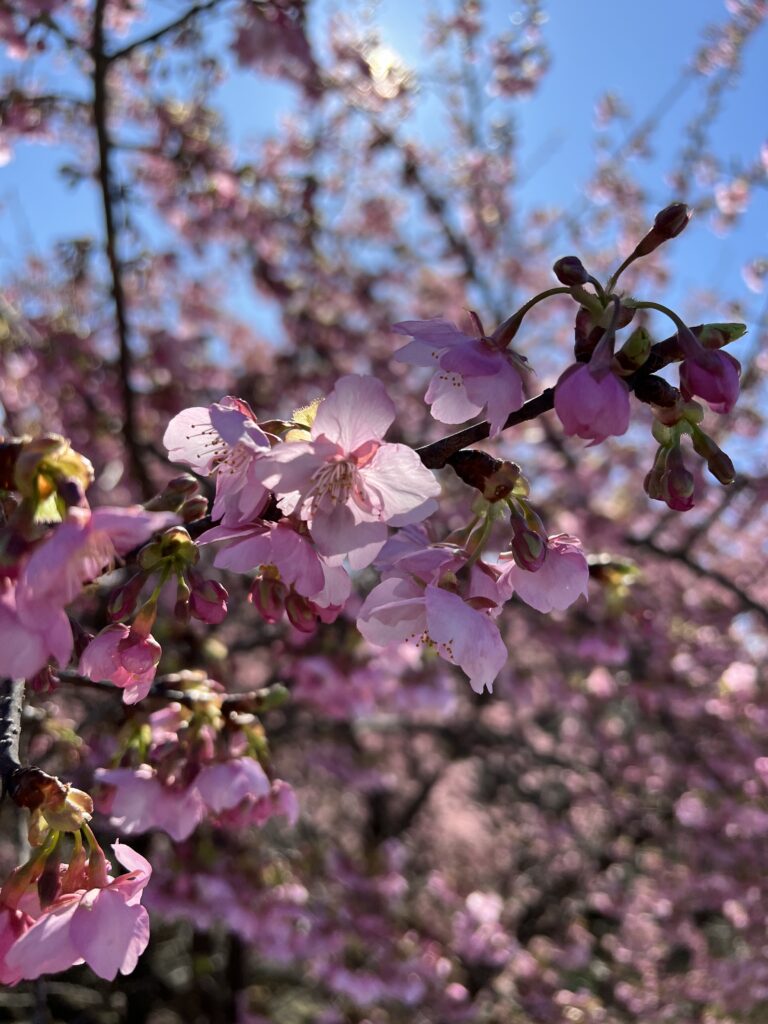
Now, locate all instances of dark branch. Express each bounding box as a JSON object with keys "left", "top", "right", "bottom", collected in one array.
[
  {"left": 107, "top": 0, "right": 226, "bottom": 63},
  {"left": 0, "top": 678, "right": 24, "bottom": 796},
  {"left": 92, "top": 0, "right": 153, "bottom": 498}
]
